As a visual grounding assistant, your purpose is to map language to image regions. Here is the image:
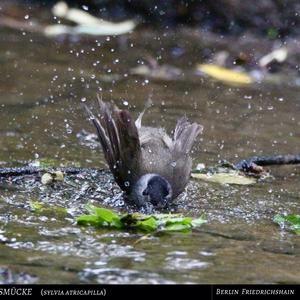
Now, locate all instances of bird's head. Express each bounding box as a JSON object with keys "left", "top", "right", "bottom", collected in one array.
[{"left": 130, "top": 174, "right": 172, "bottom": 208}]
